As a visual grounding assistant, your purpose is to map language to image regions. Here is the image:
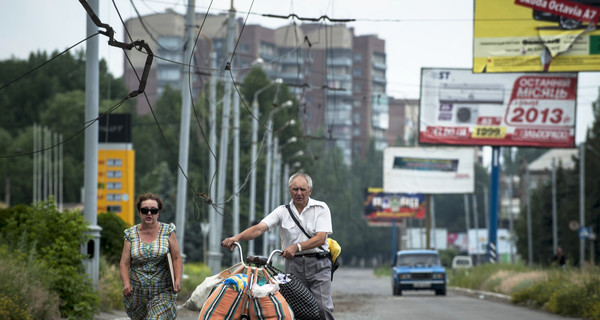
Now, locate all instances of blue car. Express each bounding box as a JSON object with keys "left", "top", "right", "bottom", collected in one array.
[{"left": 391, "top": 249, "right": 446, "bottom": 296}]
